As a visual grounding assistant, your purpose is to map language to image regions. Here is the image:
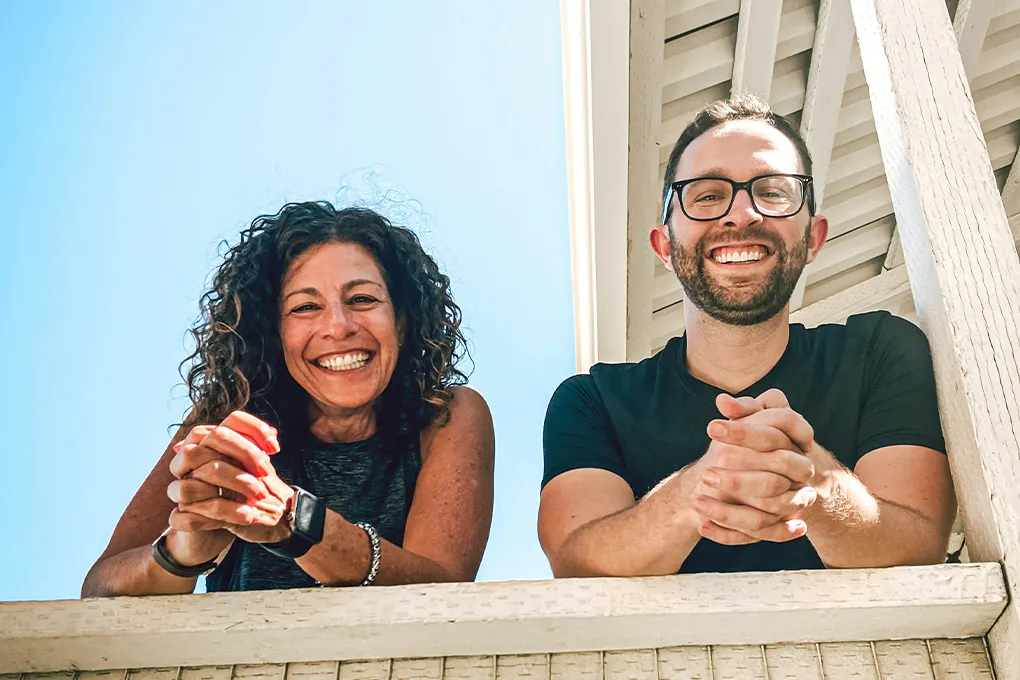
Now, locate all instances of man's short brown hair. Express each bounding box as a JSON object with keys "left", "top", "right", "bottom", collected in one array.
[{"left": 661, "top": 94, "right": 815, "bottom": 220}]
